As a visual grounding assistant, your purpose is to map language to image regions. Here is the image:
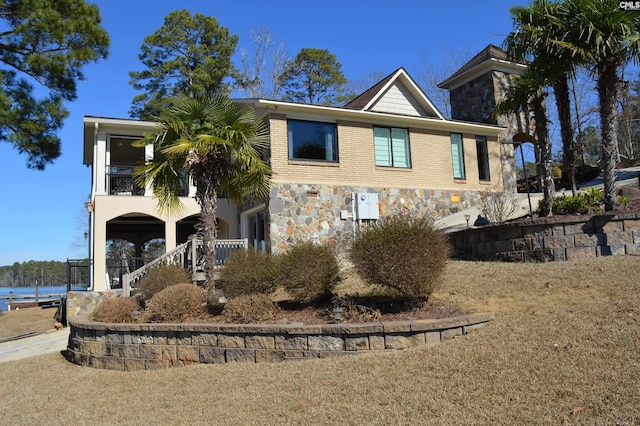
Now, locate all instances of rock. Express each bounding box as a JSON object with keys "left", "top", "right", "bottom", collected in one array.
[{"left": 618, "top": 184, "right": 640, "bottom": 200}]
